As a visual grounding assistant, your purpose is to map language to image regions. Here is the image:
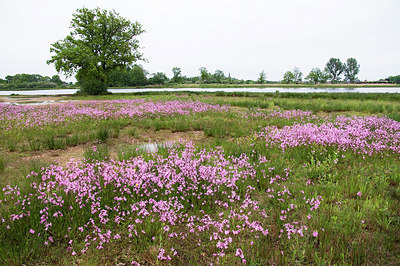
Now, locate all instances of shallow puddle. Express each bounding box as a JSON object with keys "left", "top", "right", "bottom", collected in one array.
[{"left": 138, "top": 141, "right": 176, "bottom": 152}]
